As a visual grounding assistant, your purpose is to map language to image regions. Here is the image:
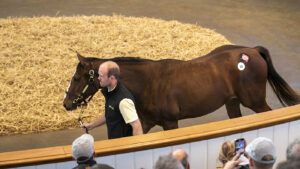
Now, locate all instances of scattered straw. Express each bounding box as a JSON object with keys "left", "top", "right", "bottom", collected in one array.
[{"left": 0, "top": 15, "right": 231, "bottom": 135}]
